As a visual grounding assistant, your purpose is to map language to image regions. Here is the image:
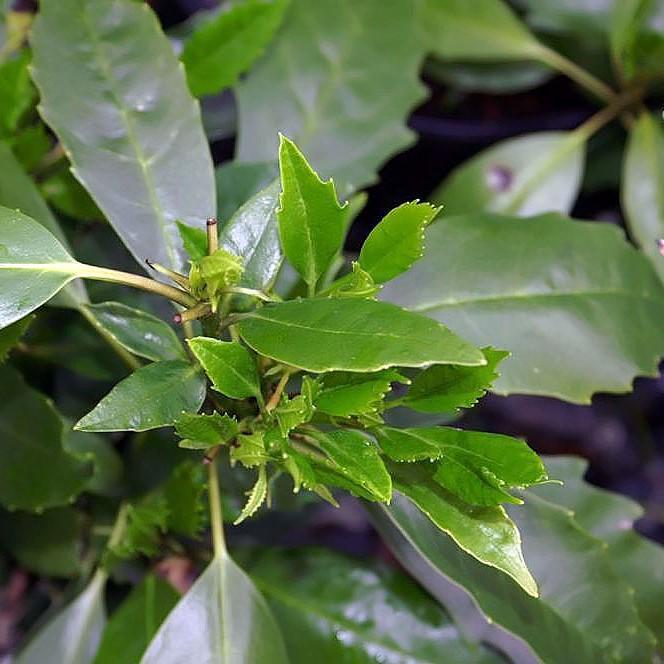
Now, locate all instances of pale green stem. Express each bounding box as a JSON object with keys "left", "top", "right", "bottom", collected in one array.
[{"left": 208, "top": 458, "right": 226, "bottom": 557}]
